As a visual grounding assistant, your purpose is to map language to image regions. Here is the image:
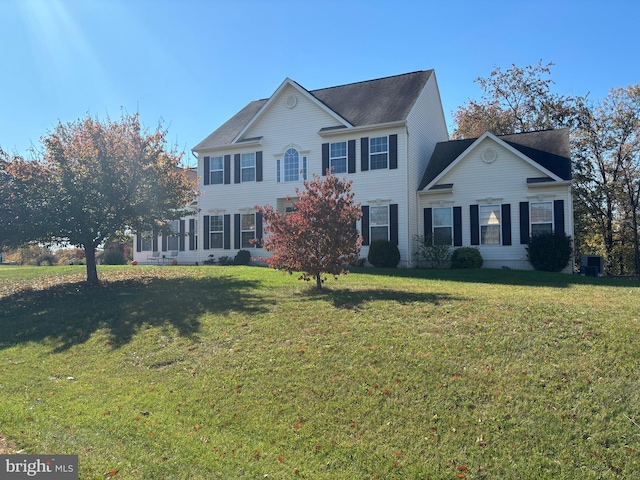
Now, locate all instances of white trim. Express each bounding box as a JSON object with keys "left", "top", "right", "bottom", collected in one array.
[
  {"left": 527, "top": 180, "right": 572, "bottom": 188},
  {"left": 318, "top": 120, "right": 406, "bottom": 137},
  {"left": 195, "top": 138, "right": 262, "bottom": 154}
]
